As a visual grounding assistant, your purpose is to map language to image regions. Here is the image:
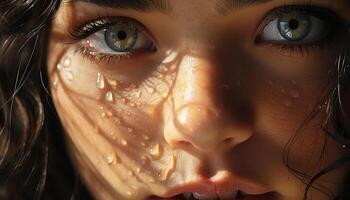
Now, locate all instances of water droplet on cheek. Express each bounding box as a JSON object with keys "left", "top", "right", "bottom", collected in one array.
[
  {"left": 105, "top": 91, "right": 115, "bottom": 102},
  {"left": 120, "top": 139, "right": 128, "bottom": 146},
  {"left": 96, "top": 72, "right": 106, "bottom": 89},
  {"left": 63, "top": 57, "right": 72, "bottom": 67},
  {"left": 106, "top": 153, "right": 118, "bottom": 165},
  {"left": 66, "top": 71, "right": 74, "bottom": 81}
]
